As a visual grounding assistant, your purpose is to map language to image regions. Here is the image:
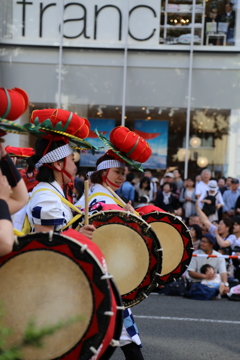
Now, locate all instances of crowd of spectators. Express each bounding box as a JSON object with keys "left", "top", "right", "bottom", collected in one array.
[
  {"left": 21, "top": 160, "right": 240, "bottom": 299},
  {"left": 110, "top": 166, "right": 240, "bottom": 297}
]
